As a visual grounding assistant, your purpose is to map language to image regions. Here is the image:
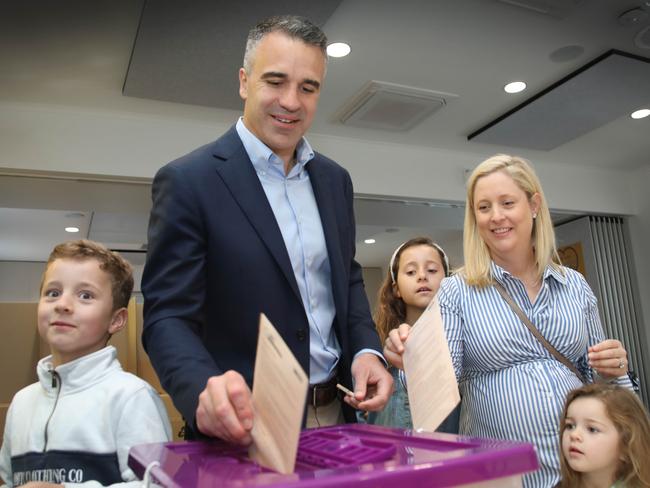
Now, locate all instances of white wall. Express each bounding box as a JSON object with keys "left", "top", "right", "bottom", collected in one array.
[
  {"left": 0, "top": 101, "right": 639, "bottom": 216},
  {"left": 1, "top": 99, "right": 648, "bottom": 360},
  {"left": 0, "top": 261, "right": 144, "bottom": 302},
  {"left": 0, "top": 262, "right": 44, "bottom": 302},
  {"left": 313, "top": 133, "right": 638, "bottom": 216},
  {"left": 361, "top": 267, "right": 384, "bottom": 318},
  {"left": 554, "top": 217, "right": 601, "bottom": 304}
]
